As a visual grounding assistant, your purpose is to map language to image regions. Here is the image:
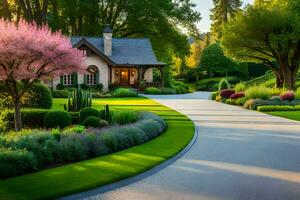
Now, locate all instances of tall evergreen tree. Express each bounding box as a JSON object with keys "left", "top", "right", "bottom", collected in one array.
[{"left": 210, "top": 0, "right": 241, "bottom": 39}]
